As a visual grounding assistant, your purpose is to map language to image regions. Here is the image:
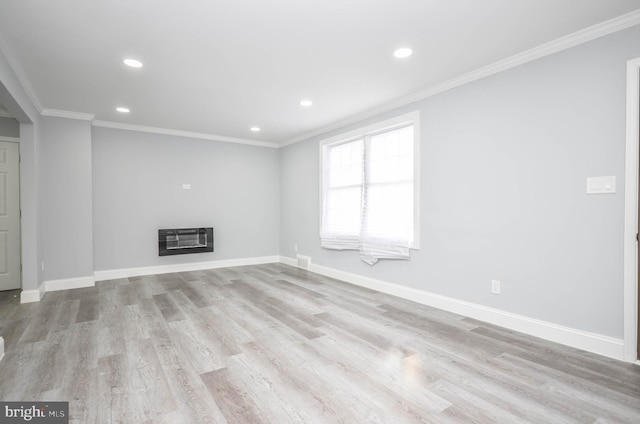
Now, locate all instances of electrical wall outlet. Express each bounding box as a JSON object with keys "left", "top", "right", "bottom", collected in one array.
[{"left": 491, "top": 280, "right": 501, "bottom": 295}]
